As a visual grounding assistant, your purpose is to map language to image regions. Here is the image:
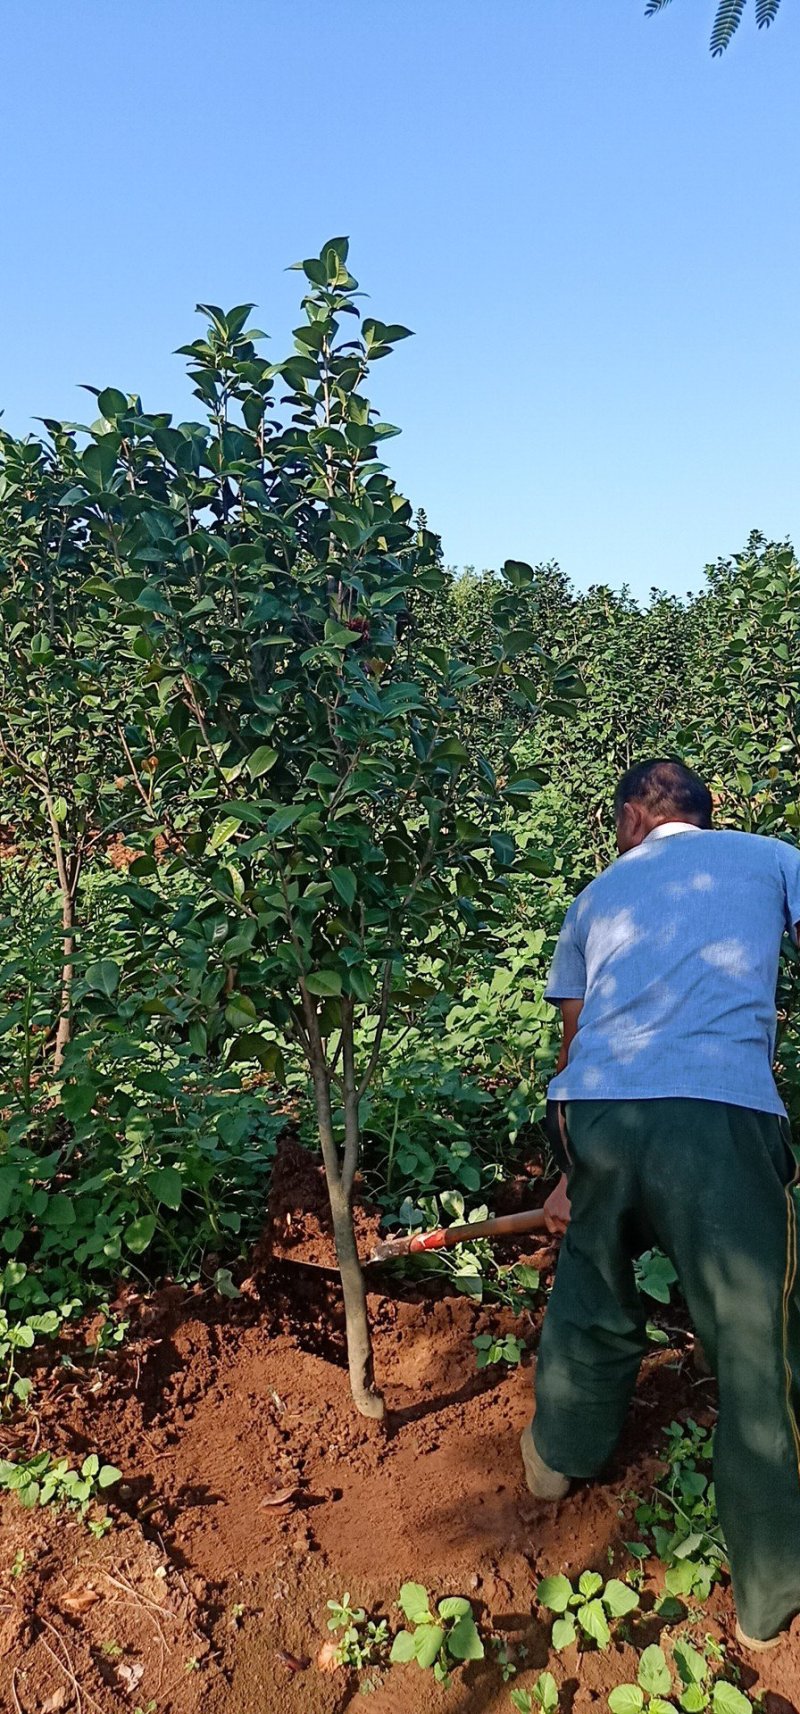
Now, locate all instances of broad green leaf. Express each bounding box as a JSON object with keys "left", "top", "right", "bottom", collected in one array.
[
  {"left": 680, "top": 1688, "right": 708, "bottom": 1712},
  {"left": 533, "top": 1672, "right": 559, "bottom": 1713},
  {"left": 609, "top": 1689, "right": 645, "bottom": 1714},
  {"left": 447, "top": 1612, "right": 484, "bottom": 1661},
  {"left": 414, "top": 1624, "right": 445, "bottom": 1669},
  {"left": 305, "top": 970, "right": 342, "bottom": 997},
  {"left": 578, "top": 1570, "right": 603, "bottom": 1598},
  {"left": 673, "top": 1640, "right": 707, "bottom": 1688},
  {"left": 148, "top": 1165, "right": 183, "bottom": 1211},
  {"left": 398, "top": 1582, "right": 431, "bottom": 1623},
  {"left": 389, "top": 1630, "right": 416, "bottom": 1663},
  {"left": 603, "top": 1578, "right": 639, "bottom": 1617},
  {"left": 638, "top": 1645, "right": 671, "bottom": 1695},
  {"left": 437, "top": 1596, "right": 471, "bottom": 1620},
  {"left": 665, "top": 1562, "right": 695, "bottom": 1596},
  {"left": 576, "top": 1599, "right": 610, "bottom": 1647},
  {"left": 551, "top": 1616, "right": 576, "bottom": 1651},
  {"left": 711, "top": 1686, "right": 751, "bottom": 1714},
  {"left": 537, "top": 1574, "right": 572, "bottom": 1613},
  {"left": 98, "top": 1465, "right": 122, "bottom": 1488},
  {"left": 84, "top": 959, "right": 120, "bottom": 997},
  {"left": 330, "top": 866, "right": 357, "bottom": 908},
  {"left": 125, "top": 1215, "right": 157, "bottom": 1254},
  {"left": 247, "top": 745, "right": 278, "bottom": 780}
]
